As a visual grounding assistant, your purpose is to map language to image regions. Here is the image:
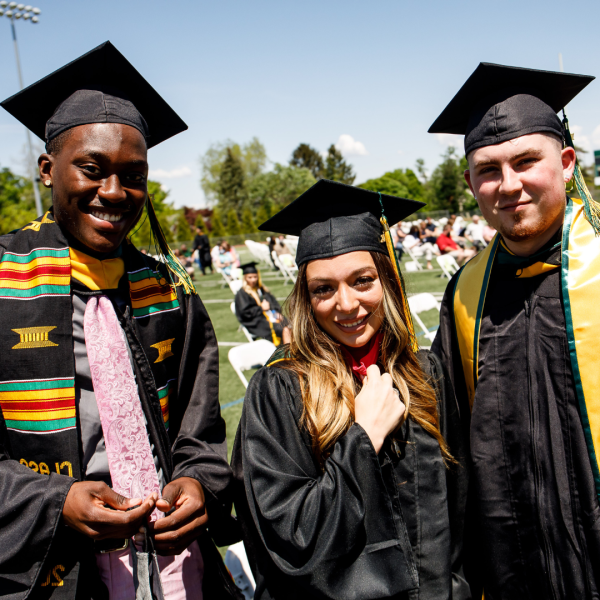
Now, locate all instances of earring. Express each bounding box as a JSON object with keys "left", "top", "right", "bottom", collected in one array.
[{"left": 44, "top": 180, "right": 52, "bottom": 187}]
